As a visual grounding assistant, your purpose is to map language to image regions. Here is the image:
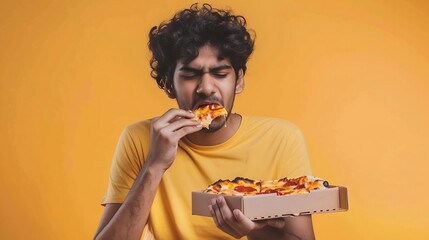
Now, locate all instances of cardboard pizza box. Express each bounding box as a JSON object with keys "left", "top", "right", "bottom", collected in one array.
[{"left": 192, "top": 186, "right": 348, "bottom": 220}]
